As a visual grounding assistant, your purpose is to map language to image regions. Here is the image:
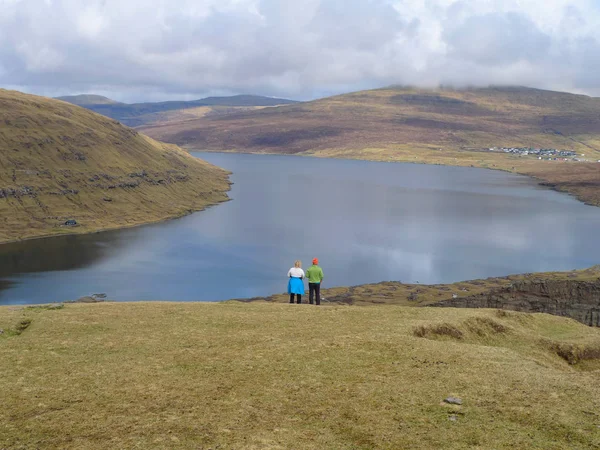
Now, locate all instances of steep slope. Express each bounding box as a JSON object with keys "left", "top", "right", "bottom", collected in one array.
[
  {"left": 55, "top": 94, "right": 120, "bottom": 106},
  {"left": 0, "top": 90, "right": 230, "bottom": 243},
  {"left": 59, "top": 94, "right": 297, "bottom": 127},
  {"left": 139, "top": 85, "right": 600, "bottom": 206}
]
